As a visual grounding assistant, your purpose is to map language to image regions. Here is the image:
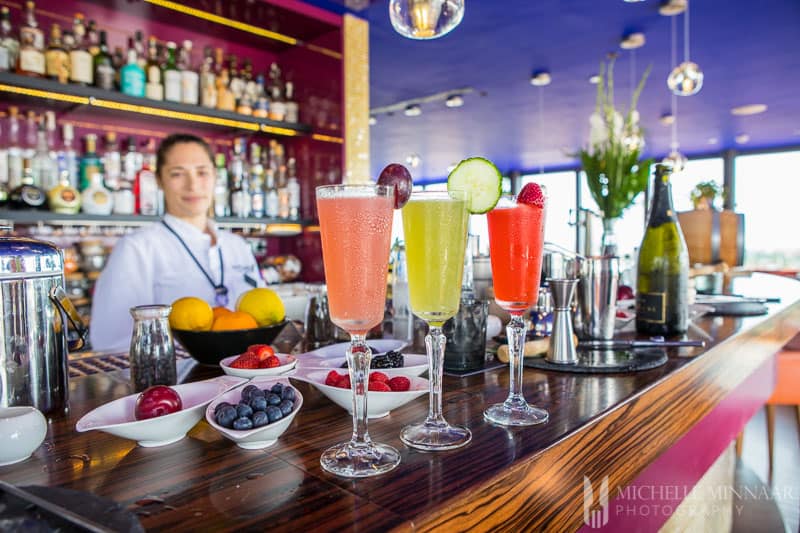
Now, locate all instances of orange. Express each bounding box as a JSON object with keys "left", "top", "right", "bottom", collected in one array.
[
  {"left": 212, "top": 306, "right": 233, "bottom": 320},
  {"left": 211, "top": 311, "right": 258, "bottom": 331},
  {"left": 169, "top": 297, "right": 214, "bottom": 331}
]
